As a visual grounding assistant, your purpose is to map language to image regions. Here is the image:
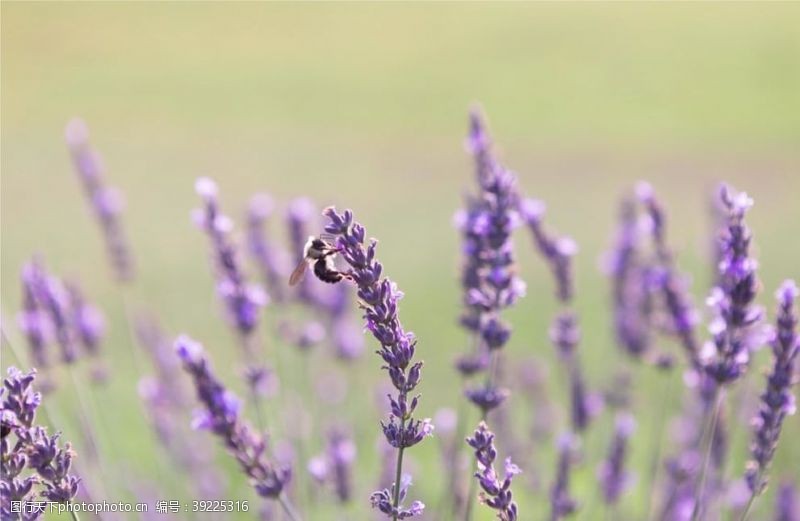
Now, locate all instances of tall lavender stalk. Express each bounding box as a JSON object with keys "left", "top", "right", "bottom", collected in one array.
[
  {"left": 323, "top": 207, "right": 432, "bottom": 520},
  {"left": 453, "top": 110, "right": 525, "bottom": 521},
  {"left": 64, "top": 118, "right": 133, "bottom": 282},
  {"left": 520, "top": 198, "right": 596, "bottom": 434},
  {"left": 740, "top": 280, "right": 798, "bottom": 519},
  {"left": 692, "top": 185, "right": 763, "bottom": 521},
  {"left": 174, "top": 335, "right": 297, "bottom": 519}
]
